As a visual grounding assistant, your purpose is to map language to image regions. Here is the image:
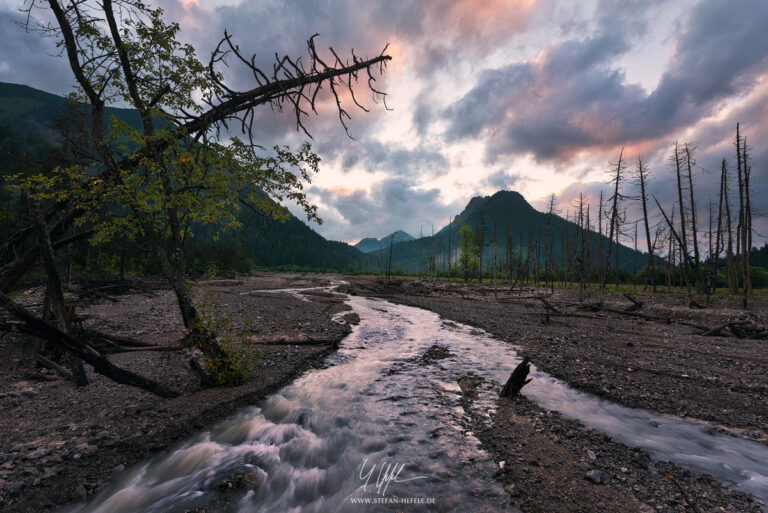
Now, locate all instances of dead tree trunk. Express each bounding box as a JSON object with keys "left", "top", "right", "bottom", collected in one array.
[
  {"left": 545, "top": 194, "right": 555, "bottom": 292},
  {"left": 28, "top": 196, "right": 88, "bottom": 386},
  {"left": 638, "top": 157, "right": 656, "bottom": 292},
  {"left": 598, "top": 191, "right": 605, "bottom": 292},
  {"left": 602, "top": 148, "right": 625, "bottom": 295},
  {"left": 743, "top": 137, "right": 752, "bottom": 300},
  {"left": 736, "top": 124, "right": 745, "bottom": 302},
  {"left": 721, "top": 160, "right": 736, "bottom": 294},
  {"left": 672, "top": 143, "right": 693, "bottom": 303},
  {"left": 684, "top": 143, "right": 701, "bottom": 276}
]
